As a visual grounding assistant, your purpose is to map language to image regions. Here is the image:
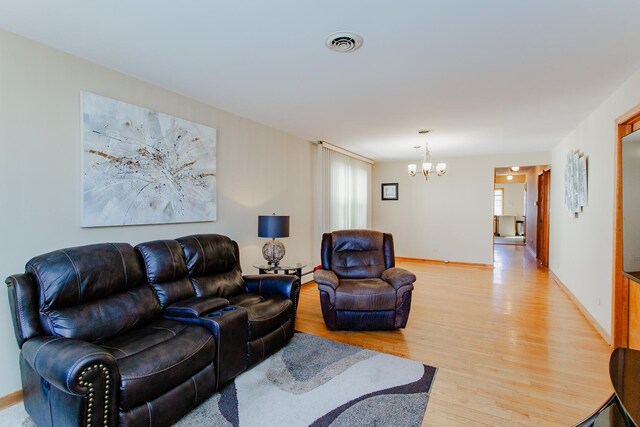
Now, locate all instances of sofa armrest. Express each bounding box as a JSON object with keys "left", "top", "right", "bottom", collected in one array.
[
  {"left": 22, "top": 336, "right": 119, "bottom": 397},
  {"left": 165, "top": 296, "right": 229, "bottom": 318},
  {"left": 243, "top": 274, "right": 300, "bottom": 300},
  {"left": 314, "top": 269, "right": 340, "bottom": 306},
  {"left": 313, "top": 269, "right": 339, "bottom": 290},
  {"left": 6, "top": 274, "right": 44, "bottom": 348},
  {"left": 381, "top": 267, "right": 416, "bottom": 291}
]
